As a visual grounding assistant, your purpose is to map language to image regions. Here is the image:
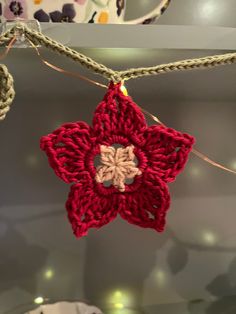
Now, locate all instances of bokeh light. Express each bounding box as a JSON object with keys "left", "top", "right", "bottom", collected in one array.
[
  {"left": 34, "top": 296, "right": 44, "bottom": 304},
  {"left": 44, "top": 268, "right": 54, "bottom": 280},
  {"left": 107, "top": 289, "right": 134, "bottom": 311},
  {"left": 202, "top": 231, "right": 217, "bottom": 245},
  {"left": 155, "top": 269, "right": 167, "bottom": 286}
]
